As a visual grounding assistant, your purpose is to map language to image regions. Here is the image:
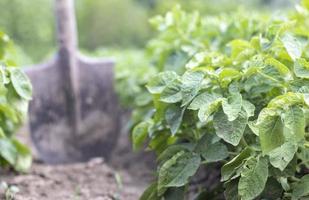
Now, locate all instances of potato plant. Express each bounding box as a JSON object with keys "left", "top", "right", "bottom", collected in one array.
[
  {"left": 116, "top": 6, "right": 267, "bottom": 128},
  {"left": 0, "top": 32, "right": 32, "bottom": 172},
  {"left": 131, "top": 1, "right": 309, "bottom": 199}
]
